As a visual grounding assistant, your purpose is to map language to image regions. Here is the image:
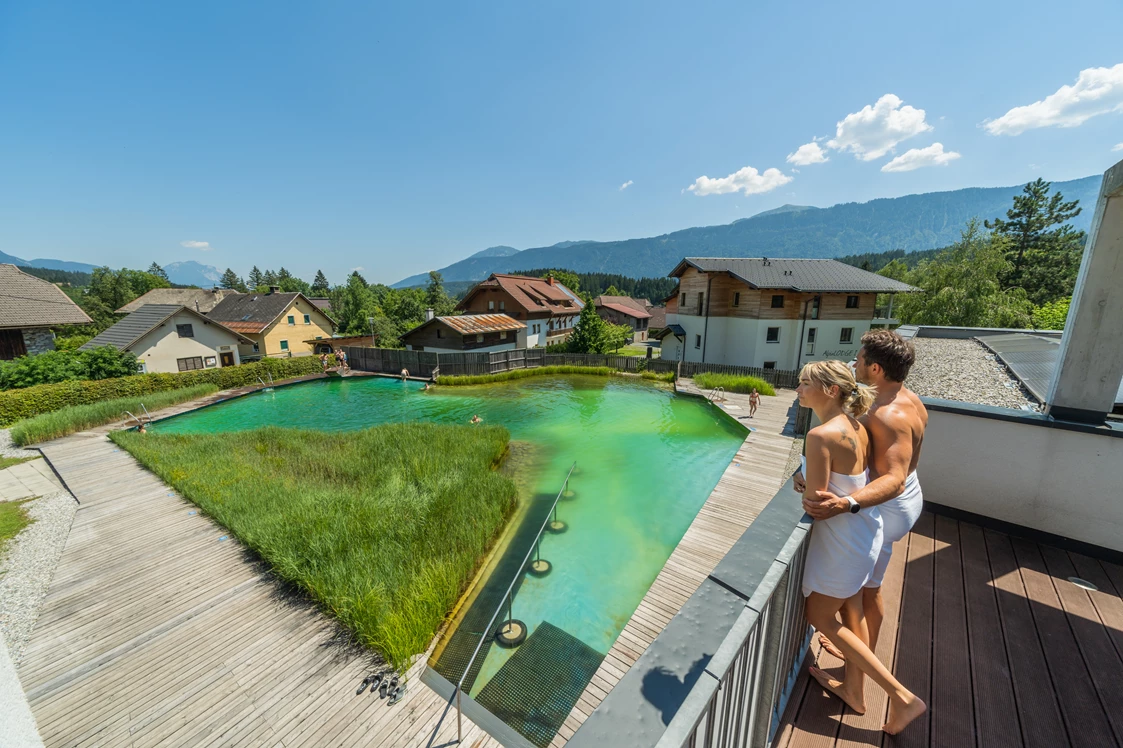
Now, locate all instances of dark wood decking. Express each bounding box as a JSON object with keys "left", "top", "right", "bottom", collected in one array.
[{"left": 776, "top": 512, "right": 1123, "bottom": 748}]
